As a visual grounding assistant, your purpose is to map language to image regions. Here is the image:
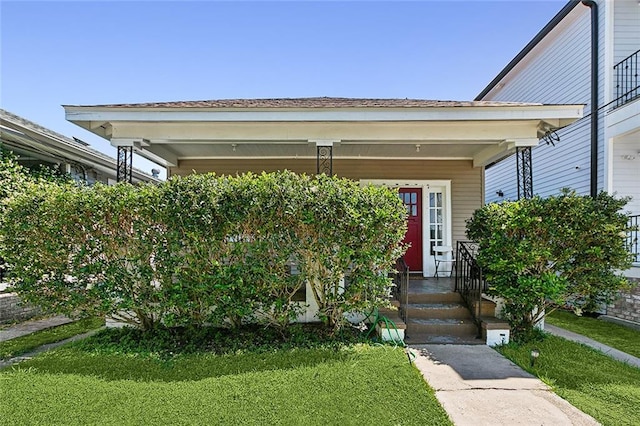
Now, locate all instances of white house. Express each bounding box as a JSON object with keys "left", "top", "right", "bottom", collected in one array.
[
  {"left": 63, "top": 97, "right": 583, "bottom": 342},
  {"left": 476, "top": 0, "right": 639, "bottom": 324},
  {"left": 64, "top": 97, "right": 582, "bottom": 278}
]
